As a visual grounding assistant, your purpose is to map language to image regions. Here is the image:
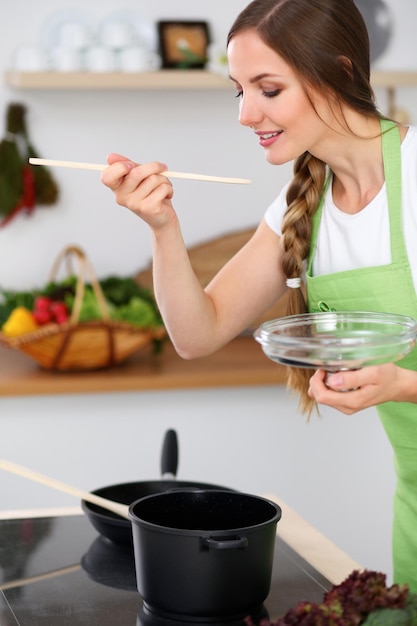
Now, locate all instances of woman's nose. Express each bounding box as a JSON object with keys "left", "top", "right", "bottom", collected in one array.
[{"left": 238, "top": 96, "right": 261, "bottom": 128}]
